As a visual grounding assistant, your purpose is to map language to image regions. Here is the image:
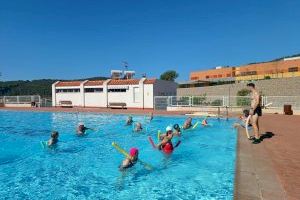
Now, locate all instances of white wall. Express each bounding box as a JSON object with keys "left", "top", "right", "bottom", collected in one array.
[
  {"left": 55, "top": 93, "right": 83, "bottom": 106},
  {"left": 84, "top": 92, "right": 106, "bottom": 107},
  {"left": 52, "top": 79, "right": 177, "bottom": 109},
  {"left": 107, "top": 85, "right": 142, "bottom": 108},
  {"left": 144, "top": 84, "right": 154, "bottom": 108}
]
